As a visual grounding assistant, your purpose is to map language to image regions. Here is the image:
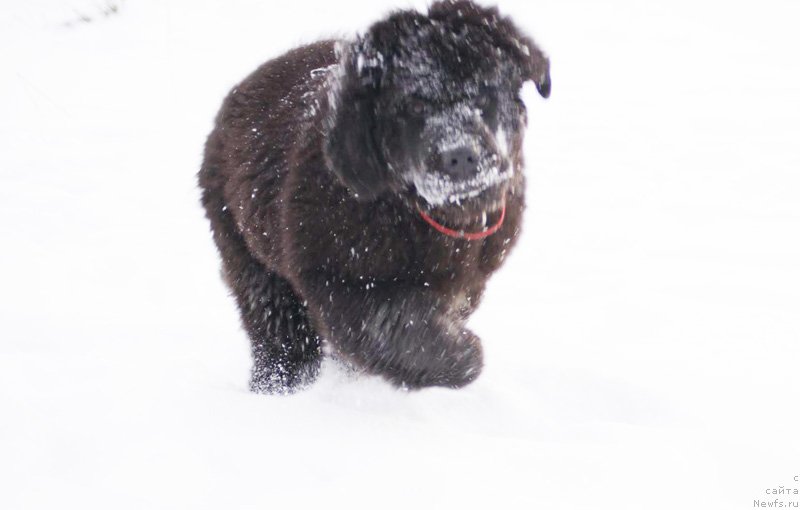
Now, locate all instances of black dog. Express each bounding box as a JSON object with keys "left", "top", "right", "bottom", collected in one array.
[{"left": 198, "top": 0, "right": 550, "bottom": 393}]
